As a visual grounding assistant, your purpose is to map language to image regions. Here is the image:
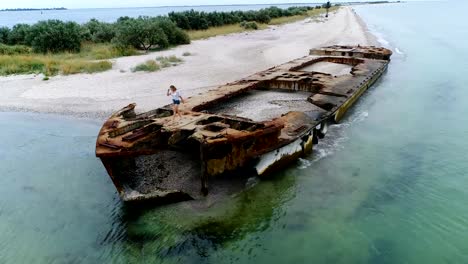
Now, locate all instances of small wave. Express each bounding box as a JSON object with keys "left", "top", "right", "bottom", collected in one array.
[
  {"left": 312, "top": 147, "right": 336, "bottom": 162},
  {"left": 395, "top": 48, "right": 404, "bottom": 55},
  {"left": 377, "top": 37, "right": 390, "bottom": 46},
  {"left": 370, "top": 29, "right": 391, "bottom": 48},
  {"left": 297, "top": 110, "right": 368, "bottom": 169},
  {"left": 297, "top": 147, "right": 334, "bottom": 169},
  {"left": 298, "top": 158, "right": 312, "bottom": 169},
  {"left": 351, "top": 111, "right": 369, "bottom": 123}
]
